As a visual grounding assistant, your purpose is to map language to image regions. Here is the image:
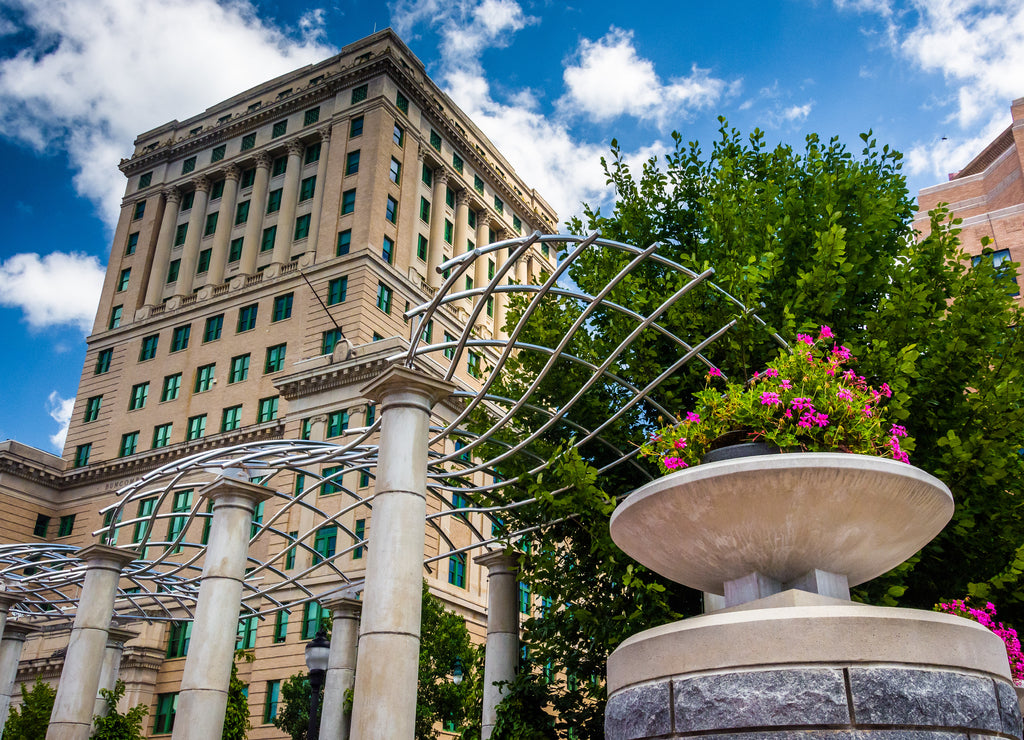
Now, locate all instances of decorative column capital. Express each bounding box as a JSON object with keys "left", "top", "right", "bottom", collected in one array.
[
  {"left": 163, "top": 187, "right": 182, "bottom": 204},
  {"left": 106, "top": 626, "right": 138, "bottom": 649},
  {"left": 417, "top": 145, "right": 427, "bottom": 162},
  {"left": 77, "top": 544, "right": 138, "bottom": 570},
  {"left": 223, "top": 164, "right": 241, "bottom": 182},
  {"left": 475, "top": 549, "right": 518, "bottom": 575},
  {"left": 361, "top": 365, "right": 457, "bottom": 408},
  {"left": 477, "top": 212, "right": 492, "bottom": 231},
  {"left": 318, "top": 125, "right": 333, "bottom": 143},
  {"left": 0, "top": 594, "right": 23, "bottom": 614},
  {"left": 286, "top": 139, "right": 305, "bottom": 158},
  {"left": 199, "top": 476, "right": 275, "bottom": 508},
  {"left": 0, "top": 622, "right": 38, "bottom": 642},
  {"left": 254, "top": 151, "right": 273, "bottom": 170},
  {"left": 320, "top": 595, "right": 362, "bottom": 619},
  {"left": 455, "top": 190, "right": 470, "bottom": 208},
  {"left": 433, "top": 168, "right": 449, "bottom": 186},
  {"left": 192, "top": 176, "right": 211, "bottom": 194}
]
